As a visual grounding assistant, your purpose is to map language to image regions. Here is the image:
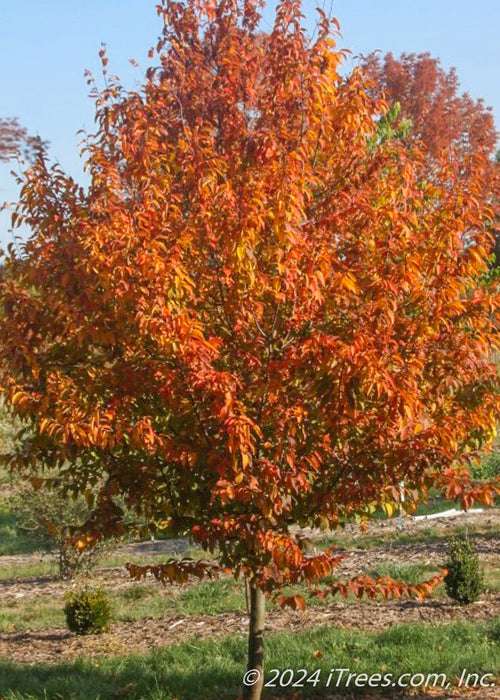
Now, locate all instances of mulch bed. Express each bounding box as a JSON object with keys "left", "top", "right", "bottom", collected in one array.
[{"left": 1, "top": 592, "right": 499, "bottom": 665}]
